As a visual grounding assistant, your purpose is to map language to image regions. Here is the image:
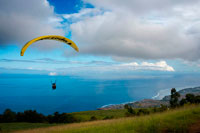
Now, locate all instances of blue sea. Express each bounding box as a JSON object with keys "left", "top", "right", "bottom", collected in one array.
[{"left": 0, "top": 73, "right": 200, "bottom": 115}]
